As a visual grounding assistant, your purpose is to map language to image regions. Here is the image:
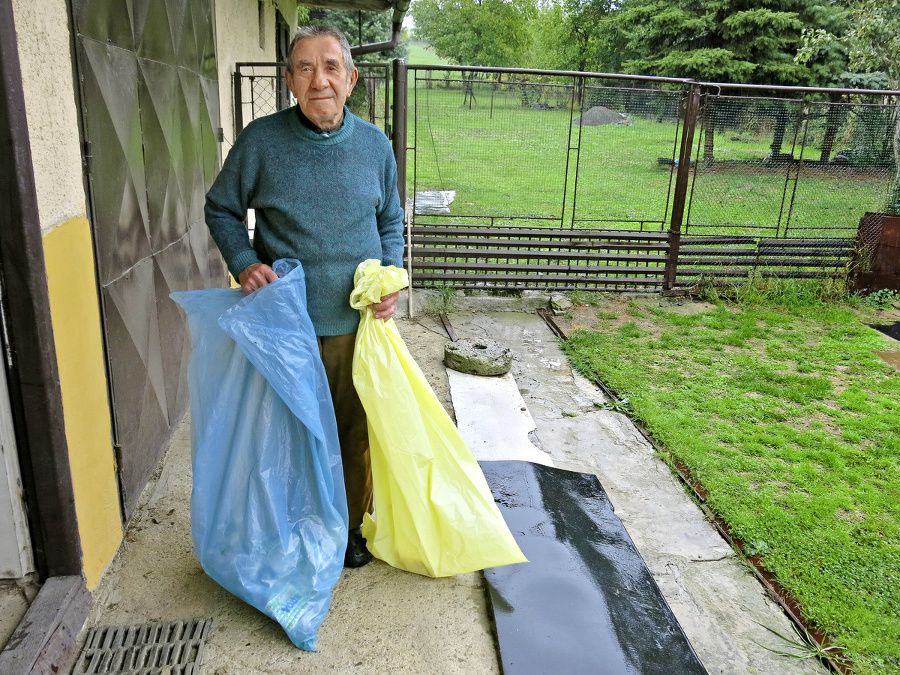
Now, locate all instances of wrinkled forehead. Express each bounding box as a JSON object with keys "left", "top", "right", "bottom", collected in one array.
[
  {"left": 290, "top": 36, "right": 346, "bottom": 70},
  {"left": 294, "top": 55, "right": 344, "bottom": 70}
]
